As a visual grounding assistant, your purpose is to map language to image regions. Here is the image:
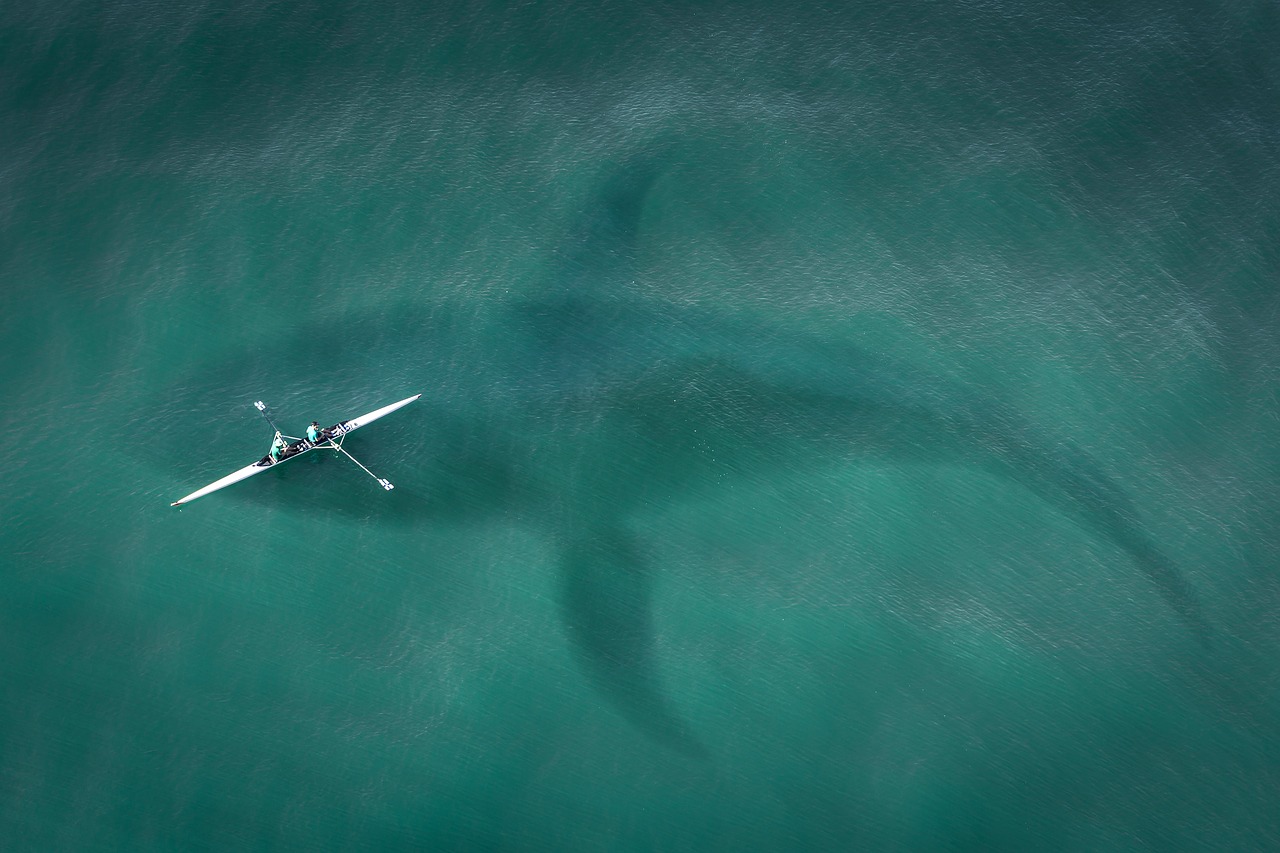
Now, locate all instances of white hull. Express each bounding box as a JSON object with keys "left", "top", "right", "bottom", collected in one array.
[
  {"left": 336, "top": 393, "right": 422, "bottom": 434},
  {"left": 170, "top": 462, "right": 270, "bottom": 506},
  {"left": 171, "top": 394, "right": 420, "bottom": 506}
]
